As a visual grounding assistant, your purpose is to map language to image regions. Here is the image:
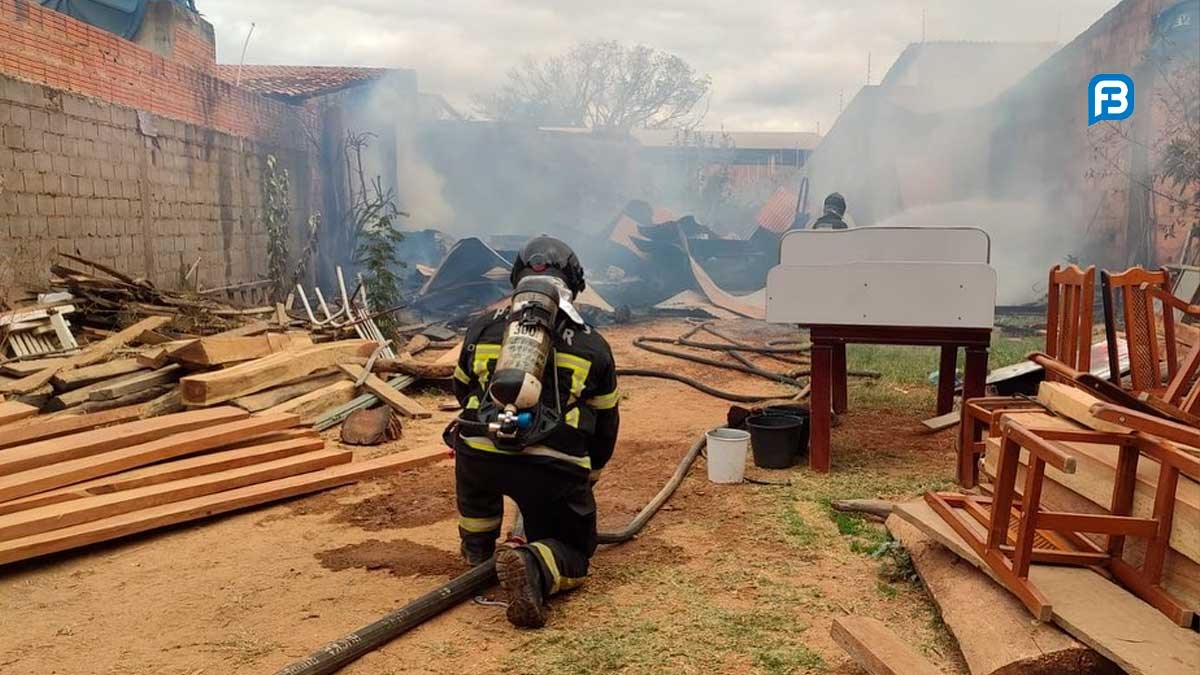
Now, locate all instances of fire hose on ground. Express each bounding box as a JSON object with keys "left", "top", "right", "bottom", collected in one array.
[{"left": 272, "top": 432, "right": 708, "bottom": 675}]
